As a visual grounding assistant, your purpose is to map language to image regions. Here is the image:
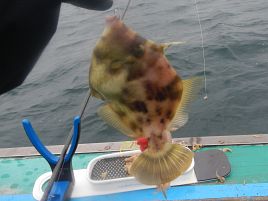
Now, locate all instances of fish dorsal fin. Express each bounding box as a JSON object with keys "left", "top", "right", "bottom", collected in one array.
[
  {"left": 161, "top": 41, "right": 186, "bottom": 49},
  {"left": 160, "top": 41, "right": 186, "bottom": 53},
  {"left": 169, "top": 77, "right": 202, "bottom": 131},
  {"left": 98, "top": 103, "right": 136, "bottom": 138}
]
